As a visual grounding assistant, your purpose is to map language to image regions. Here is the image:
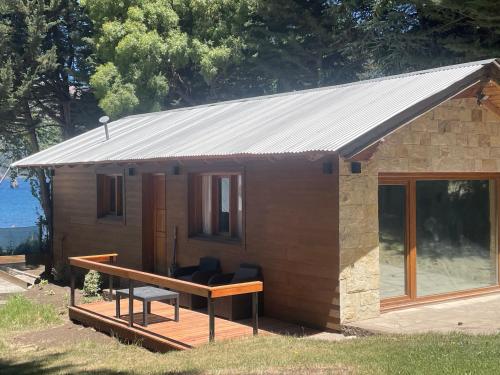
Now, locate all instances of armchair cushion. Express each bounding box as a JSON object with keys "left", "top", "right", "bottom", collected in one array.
[
  {"left": 233, "top": 264, "right": 262, "bottom": 283},
  {"left": 190, "top": 270, "right": 218, "bottom": 285},
  {"left": 173, "top": 265, "right": 199, "bottom": 278},
  {"left": 208, "top": 273, "right": 235, "bottom": 286},
  {"left": 199, "top": 257, "right": 221, "bottom": 273}
]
